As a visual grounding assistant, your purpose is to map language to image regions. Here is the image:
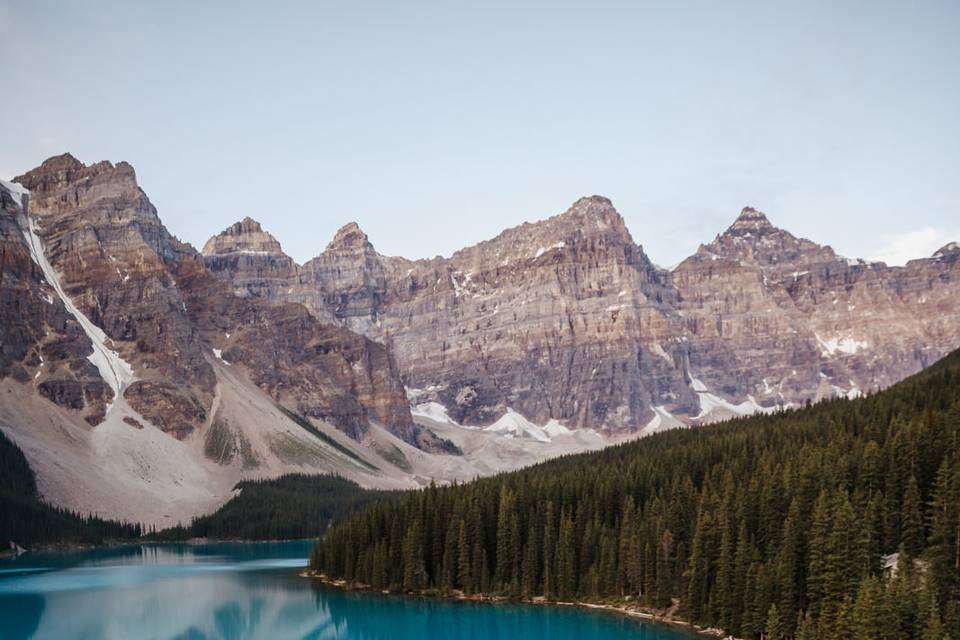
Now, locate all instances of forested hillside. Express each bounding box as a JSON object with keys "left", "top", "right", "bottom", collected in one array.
[
  {"left": 153, "top": 474, "right": 389, "bottom": 541},
  {"left": 1, "top": 438, "right": 390, "bottom": 548},
  {"left": 0, "top": 430, "right": 141, "bottom": 548},
  {"left": 311, "top": 350, "right": 960, "bottom": 639}
]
